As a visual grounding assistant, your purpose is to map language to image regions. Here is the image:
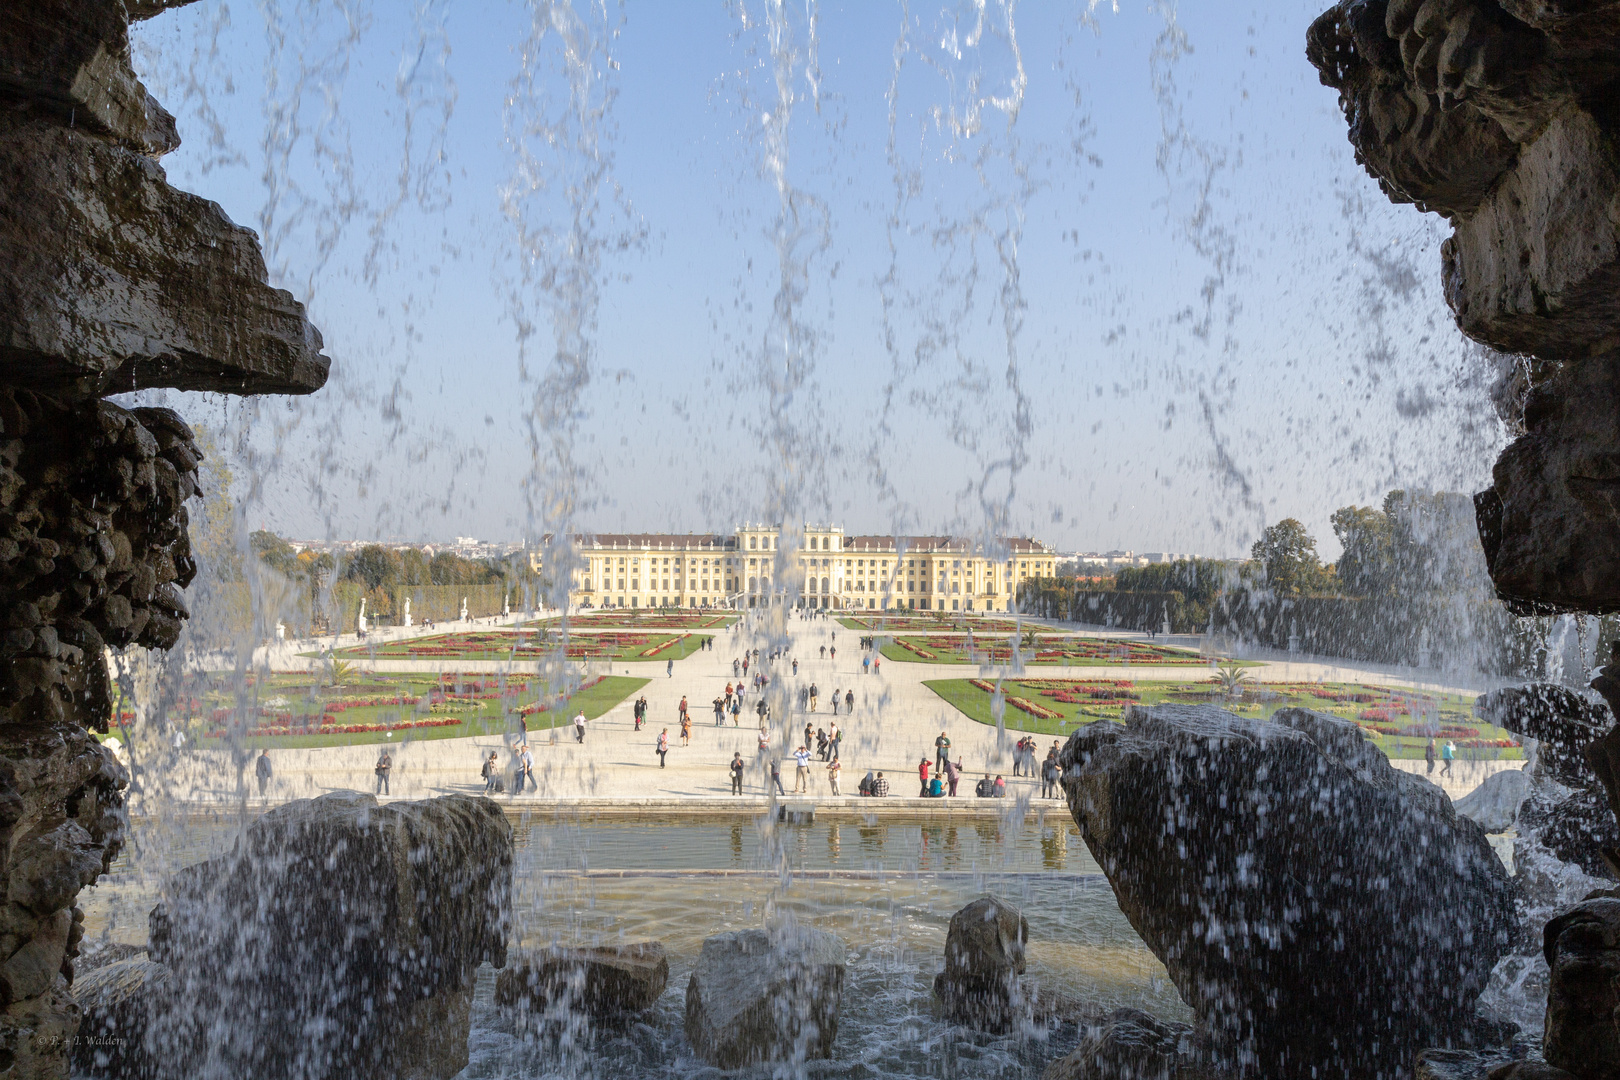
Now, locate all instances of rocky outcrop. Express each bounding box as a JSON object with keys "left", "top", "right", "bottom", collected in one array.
[
  {"left": 1477, "top": 685, "right": 1611, "bottom": 789},
  {"left": 1039, "top": 1008, "right": 1220, "bottom": 1080},
  {"left": 1457, "top": 768, "right": 1534, "bottom": 833},
  {"left": 1415, "top": 1050, "right": 1574, "bottom": 1080},
  {"left": 1542, "top": 896, "right": 1620, "bottom": 1078},
  {"left": 138, "top": 792, "right": 511, "bottom": 1080},
  {"left": 1058, "top": 704, "right": 1516, "bottom": 1078},
  {"left": 932, "top": 895, "right": 1029, "bottom": 1032},
  {"left": 0, "top": 716, "right": 126, "bottom": 1075},
  {"left": 1308, "top": 0, "right": 1620, "bottom": 615},
  {"left": 684, "top": 927, "right": 846, "bottom": 1069},
  {"left": 73, "top": 954, "right": 174, "bottom": 1079},
  {"left": 0, "top": 1, "right": 329, "bottom": 1075},
  {"left": 495, "top": 942, "right": 668, "bottom": 1019}
]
